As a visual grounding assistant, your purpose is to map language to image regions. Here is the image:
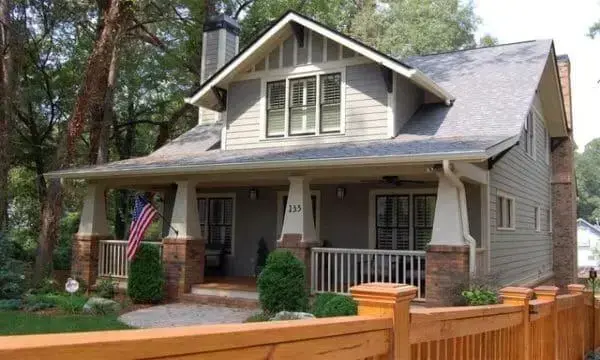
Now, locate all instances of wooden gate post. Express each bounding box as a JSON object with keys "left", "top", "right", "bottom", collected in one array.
[
  {"left": 534, "top": 286, "right": 559, "bottom": 360},
  {"left": 351, "top": 283, "right": 417, "bottom": 360},
  {"left": 500, "top": 287, "right": 534, "bottom": 360},
  {"left": 568, "top": 284, "right": 586, "bottom": 357}
]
